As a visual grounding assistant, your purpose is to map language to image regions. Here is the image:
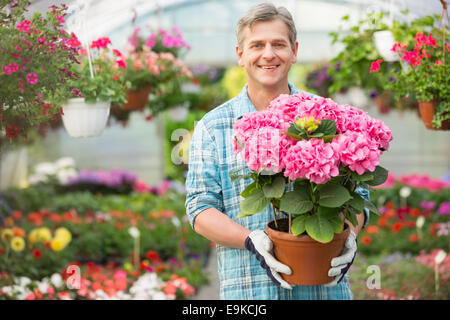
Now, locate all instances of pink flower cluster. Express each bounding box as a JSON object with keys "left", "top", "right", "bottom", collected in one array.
[{"left": 232, "top": 94, "right": 393, "bottom": 184}]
